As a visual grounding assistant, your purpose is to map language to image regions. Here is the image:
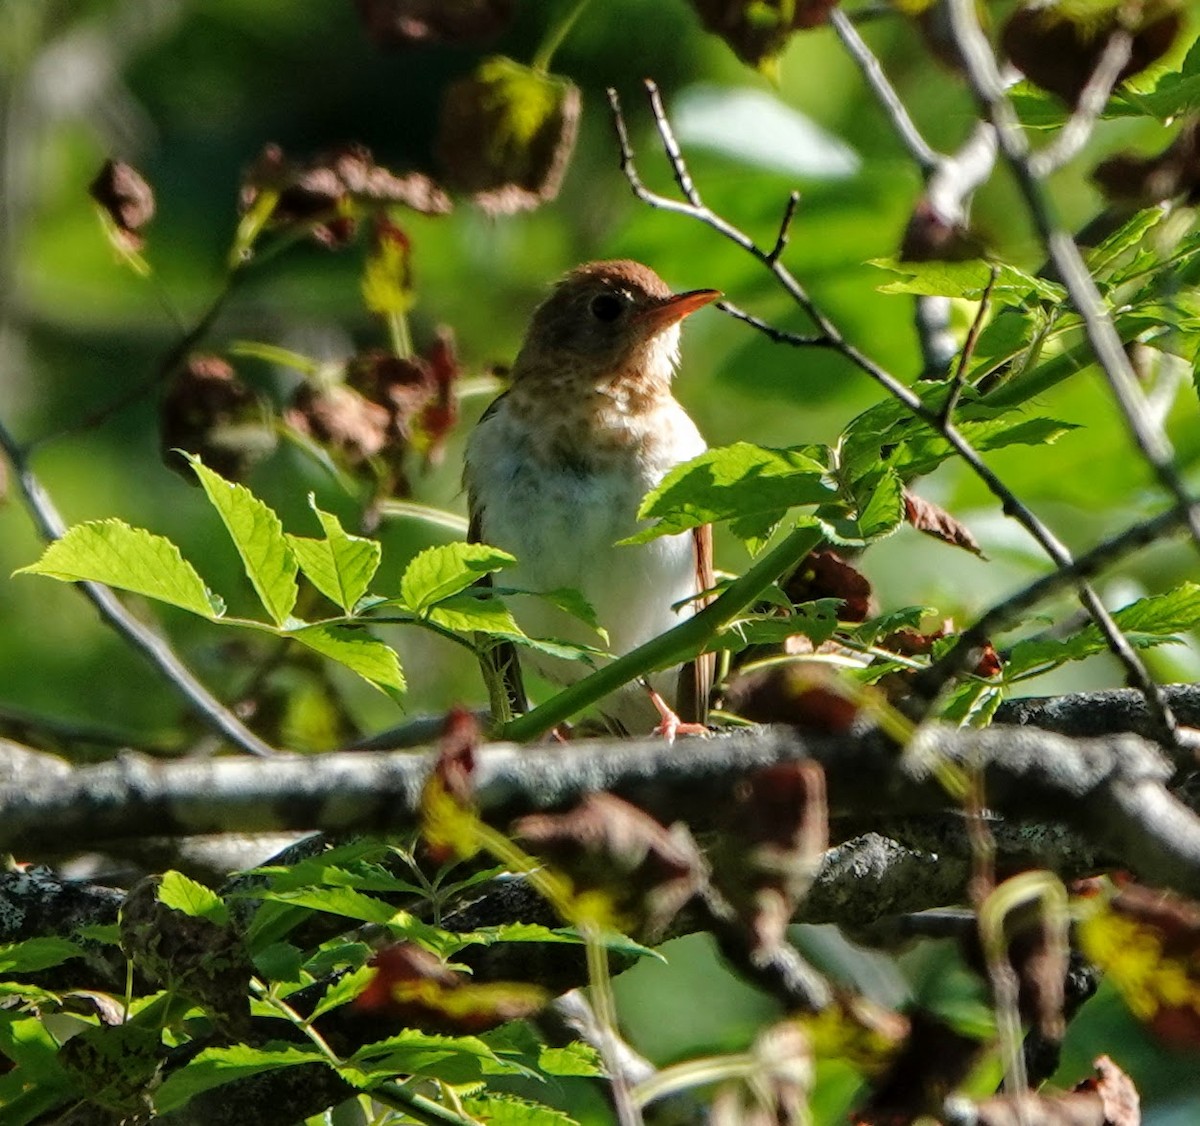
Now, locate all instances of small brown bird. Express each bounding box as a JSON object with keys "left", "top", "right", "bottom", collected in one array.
[{"left": 464, "top": 259, "right": 719, "bottom": 736}]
